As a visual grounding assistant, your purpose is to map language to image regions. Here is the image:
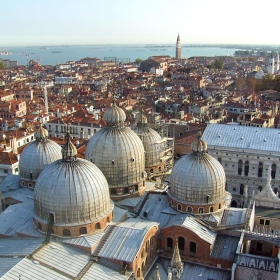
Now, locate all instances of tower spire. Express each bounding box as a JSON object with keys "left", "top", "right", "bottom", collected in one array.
[
  {"left": 168, "top": 241, "right": 183, "bottom": 279},
  {"left": 175, "top": 33, "right": 181, "bottom": 59}
]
